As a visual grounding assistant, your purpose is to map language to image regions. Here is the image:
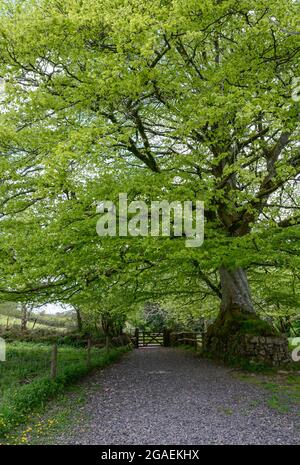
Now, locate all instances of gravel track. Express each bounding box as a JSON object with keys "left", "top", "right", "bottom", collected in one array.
[{"left": 53, "top": 348, "right": 300, "bottom": 445}]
